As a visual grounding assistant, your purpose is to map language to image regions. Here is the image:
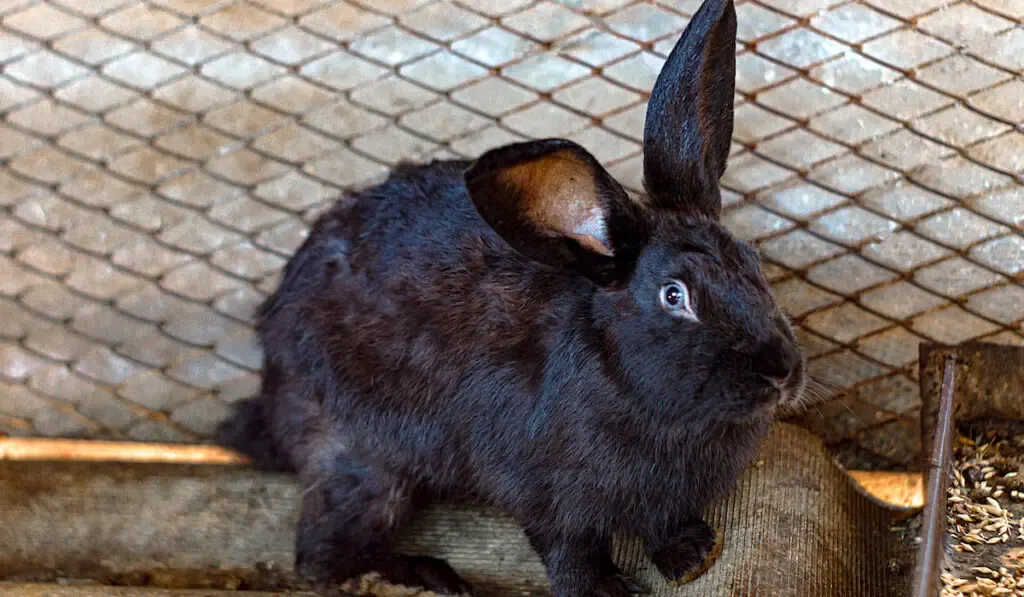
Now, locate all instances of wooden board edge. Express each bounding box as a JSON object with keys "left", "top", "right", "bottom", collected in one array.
[
  {"left": 849, "top": 470, "right": 924, "bottom": 510},
  {"left": 0, "top": 437, "right": 923, "bottom": 508},
  {"left": 0, "top": 437, "right": 250, "bottom": 465},
  {"left": 0, "top": 583, "right": 313, "bottom": 596}
]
